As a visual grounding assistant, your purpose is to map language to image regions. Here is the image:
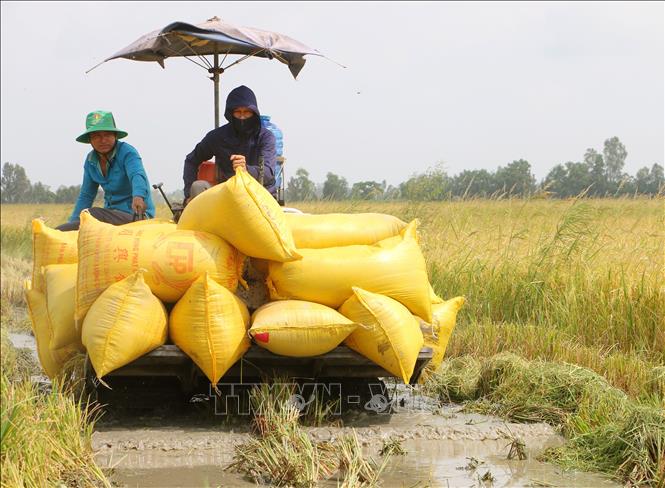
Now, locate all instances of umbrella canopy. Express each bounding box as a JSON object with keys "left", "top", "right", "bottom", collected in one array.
[{"left": 90, "top": 16, "right": 335, "bottom": 127}]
